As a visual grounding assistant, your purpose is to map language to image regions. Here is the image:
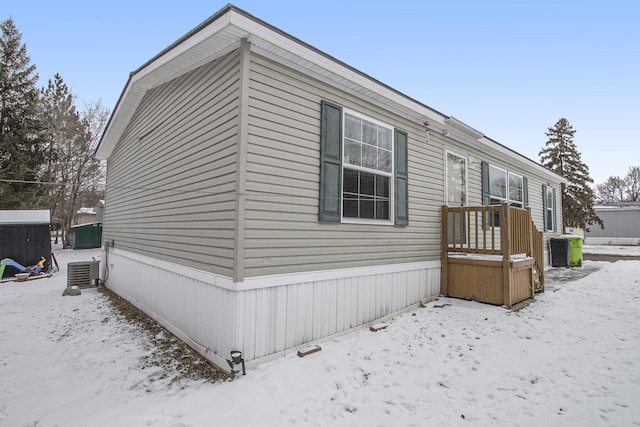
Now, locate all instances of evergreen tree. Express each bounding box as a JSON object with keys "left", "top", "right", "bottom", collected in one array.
[
  {"left": 539, "top": 118, "right": 603, "bottom": 231},
  {"left": 0, "top": 18, "right": 46, "bottom": 209}
]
